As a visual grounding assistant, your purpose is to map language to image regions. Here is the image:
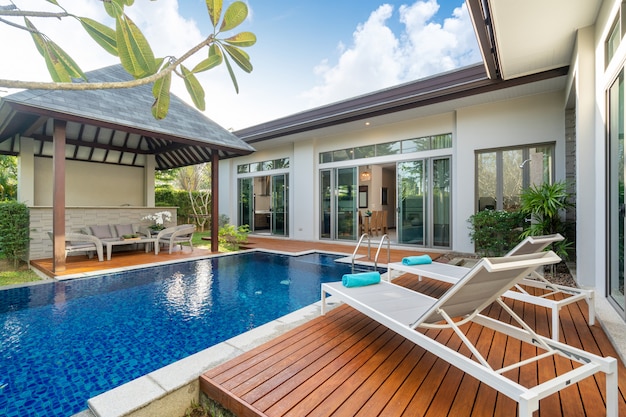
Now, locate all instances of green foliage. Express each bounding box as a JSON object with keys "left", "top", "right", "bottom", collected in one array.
[
  {"left": 218, "top": 224, "right": 250, "bottom": 251},
  {"left": 468, "top": 209, "right": 525, "bottom": 256},
  {"left": 519, "top": 180, "right": 575, "bottom": 258},
  {"left": 2, "top": 0, "right": 256, "bottom": 119},
  {"left": 0, "top": 155, "right": 18, "bottom": 200},
  {"left": 0, "top": 201, "right": 30, "bottom": 268},
  {"left": 154, "top": 188, "right": 211, "bottom": 225}
]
